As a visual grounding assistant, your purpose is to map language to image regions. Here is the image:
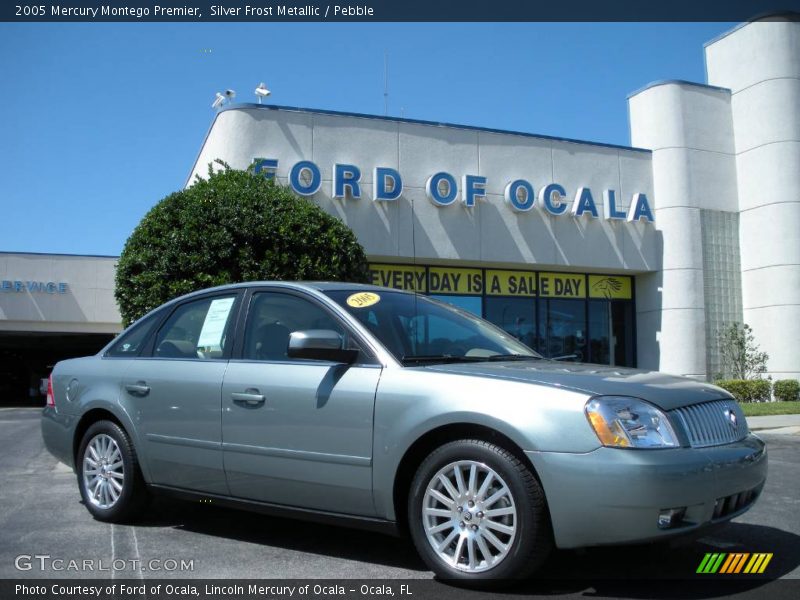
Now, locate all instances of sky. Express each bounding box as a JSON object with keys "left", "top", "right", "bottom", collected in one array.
[{"left": 0, "top": 22, "right": 732, "bottom": 256}]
